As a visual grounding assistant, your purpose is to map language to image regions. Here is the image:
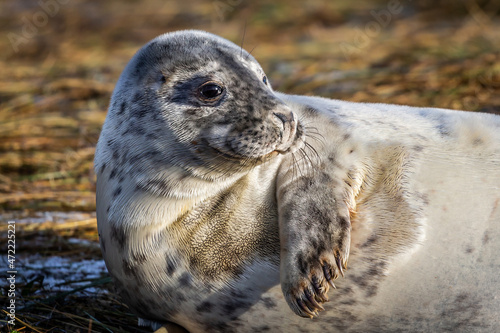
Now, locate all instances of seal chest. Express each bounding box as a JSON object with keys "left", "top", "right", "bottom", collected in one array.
[{"left": 95, "top": 30, "right": 500, "bottom": 332}]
